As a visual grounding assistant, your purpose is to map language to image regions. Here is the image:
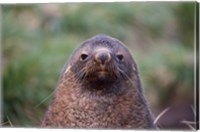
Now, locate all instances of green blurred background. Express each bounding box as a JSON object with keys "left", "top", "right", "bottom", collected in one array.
[{"left": 1, "top": 2, "right": 196, "bottom": 129}]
